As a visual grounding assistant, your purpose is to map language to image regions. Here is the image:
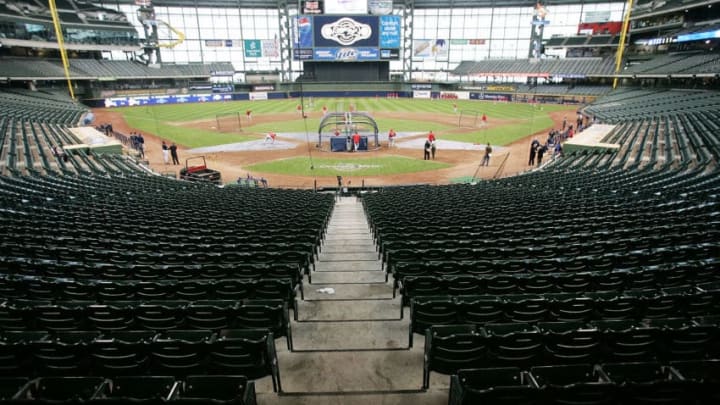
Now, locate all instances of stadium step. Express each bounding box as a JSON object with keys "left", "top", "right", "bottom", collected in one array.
[
  {"left": 322, "top": 239, "right": 376, "bottom": 249},
  {"left": 296, "top": 299, "right": 401, "bottom": 322},
  {"left": 309, "top": 270, "right": 386, "bottom": 284},
  {"left": 255, "top": 391, "right": 449, "bottom": 405},
  {"left": 291, "top": 318, "right": 409, "bottom": 351},
  {"left": 268, "top": 196, "right": 429, "bottom": 397},
  {"left": 304, "top": 283, "right": 393, "bottom": 301},
  {"left": 274, "top": 349, "right": 427, "bottom": 393},
  {"left": 319, "top": 244, "right": 377, "bottom": 254},
  {"left": 317, "top": 252, "right": 378, "bottom": 261},
  {"left": 315, "top": 260, "right": 383, "bottom": 272}
]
